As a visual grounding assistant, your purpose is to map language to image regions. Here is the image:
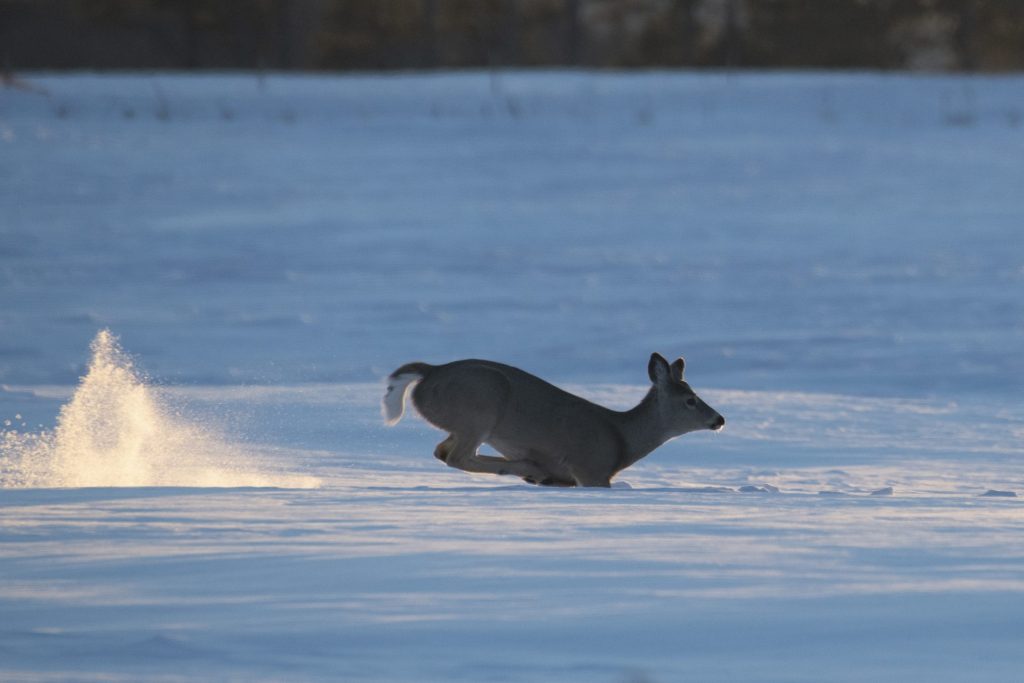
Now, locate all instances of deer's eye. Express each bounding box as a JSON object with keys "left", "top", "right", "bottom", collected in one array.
[{"left": 685, "top": 397, "right": 697, "bottom": 408}]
